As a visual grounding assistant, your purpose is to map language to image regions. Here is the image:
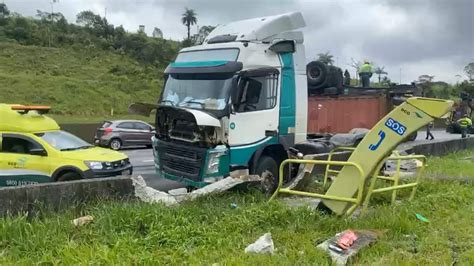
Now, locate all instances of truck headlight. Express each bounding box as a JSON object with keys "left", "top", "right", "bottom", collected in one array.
[
  {"left": 85, "top": 161, "right": 103, "bottom": 170},
  {"left": 206, "top": 151, "right": 226, "bottom": 175}
]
